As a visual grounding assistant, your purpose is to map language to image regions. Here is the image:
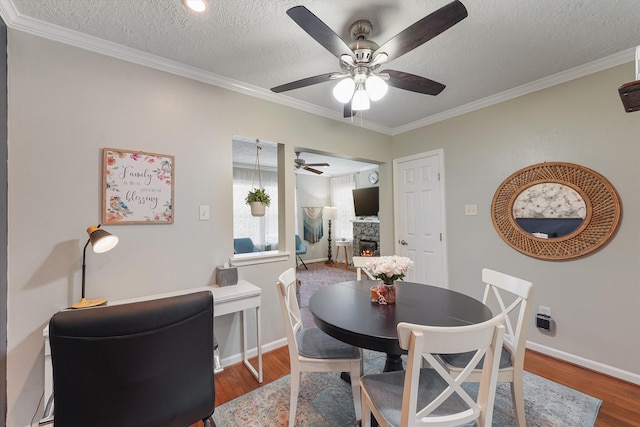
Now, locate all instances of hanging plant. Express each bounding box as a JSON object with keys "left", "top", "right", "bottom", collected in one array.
[
  {"left": 245, "top": 188, "right": 271, "bottom": 206},
  {"left": 247, "top": 141, "right": 271, "bottom": 217}
]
